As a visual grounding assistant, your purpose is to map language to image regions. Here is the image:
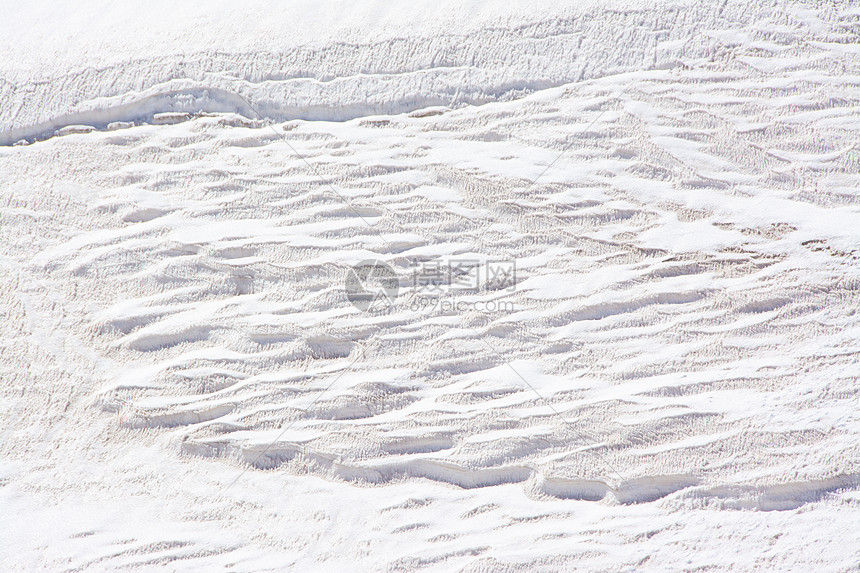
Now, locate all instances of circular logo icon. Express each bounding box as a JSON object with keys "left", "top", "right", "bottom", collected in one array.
[{"left": 344, "top": 260, "right": 399, "bottom": 311}]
